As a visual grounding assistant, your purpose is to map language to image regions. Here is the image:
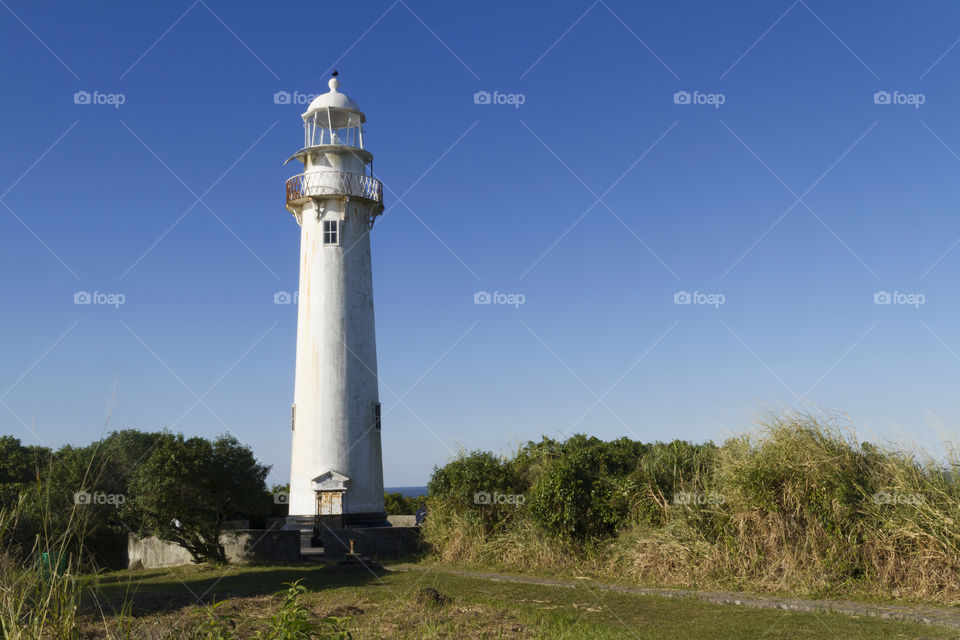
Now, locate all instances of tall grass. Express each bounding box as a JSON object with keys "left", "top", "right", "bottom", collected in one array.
[
  {"left": 423, "top": 413, "right": 960, "bottom": 602},
  {"left": 0, "top": 493, "right": 84, "bottom": 639},
  {"left": 0, "top": 442, "right": 126, "bottom": 638}
]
